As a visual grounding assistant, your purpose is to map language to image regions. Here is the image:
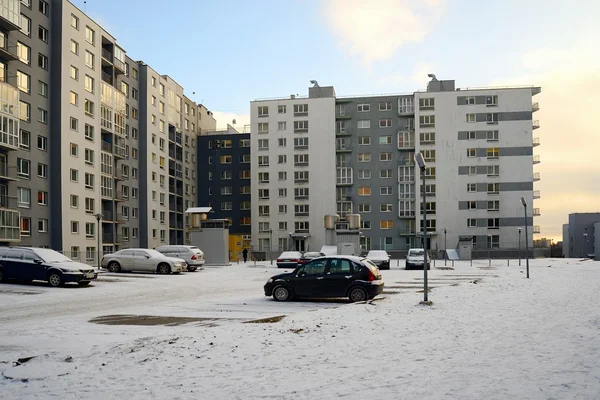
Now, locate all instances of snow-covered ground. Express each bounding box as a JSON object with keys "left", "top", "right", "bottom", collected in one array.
[{"left": 0, "top": 258, "right": 599, "bottom": 399}]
